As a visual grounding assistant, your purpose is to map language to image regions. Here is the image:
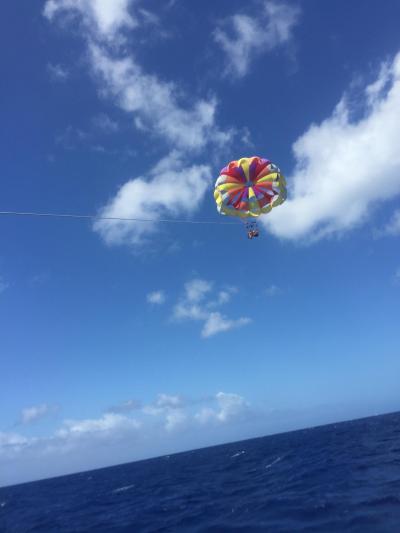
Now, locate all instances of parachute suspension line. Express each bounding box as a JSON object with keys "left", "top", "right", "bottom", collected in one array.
[
  {"left": 244, "top": 218, "right": 260, "bottom": 239},
  {"left": 0, "top": 210, "right": 237, "bottom": 226}
]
